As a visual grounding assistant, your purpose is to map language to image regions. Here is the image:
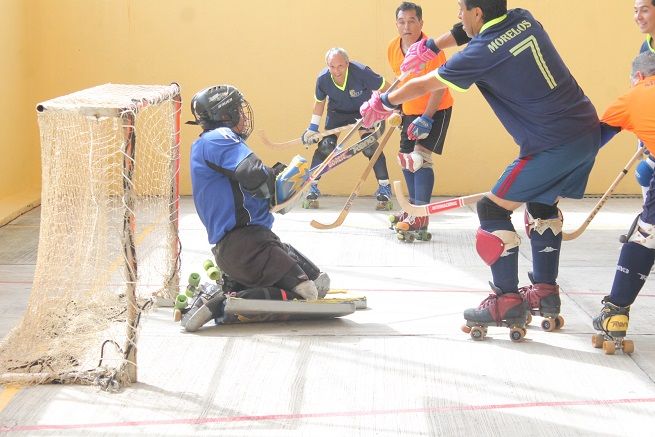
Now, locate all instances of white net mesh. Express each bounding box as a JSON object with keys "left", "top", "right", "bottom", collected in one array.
[{"left": 0, "top": 84, "right": 181, "bottom": 389}]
